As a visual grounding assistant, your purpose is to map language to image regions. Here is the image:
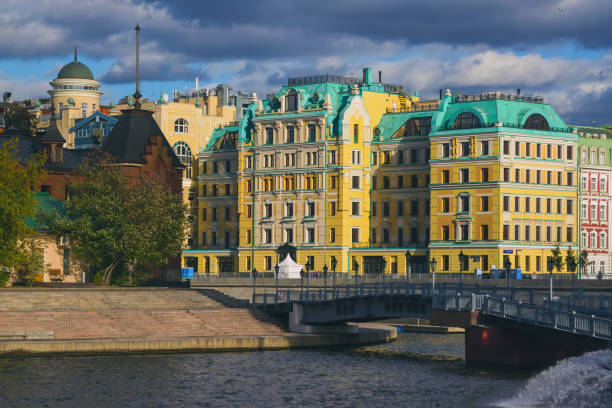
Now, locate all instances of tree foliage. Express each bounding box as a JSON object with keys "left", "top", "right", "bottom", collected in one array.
[
  {"left": 551, "top": 243, "right": 565, "bottom": 272},
  {"left": 44, "top": 152, "right": 188, "bottom": 285},
  {"left": 578, "top": 249, "right": 589, "bottom": 271},
  {"left": 0, "top": 138, "right": 46, "bottom": 270}
]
